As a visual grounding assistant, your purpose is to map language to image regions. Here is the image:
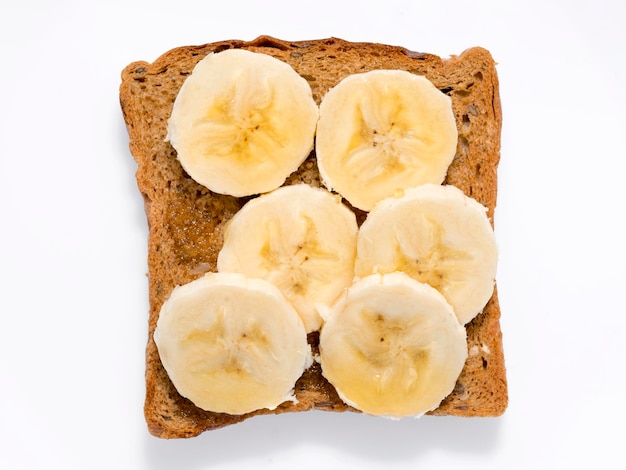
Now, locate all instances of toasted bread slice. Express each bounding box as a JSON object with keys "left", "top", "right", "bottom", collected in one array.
[{"left": 120, "top": 36, "right": 507, "bottom": 439}]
